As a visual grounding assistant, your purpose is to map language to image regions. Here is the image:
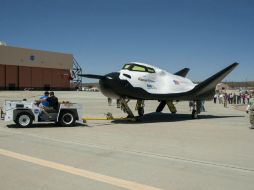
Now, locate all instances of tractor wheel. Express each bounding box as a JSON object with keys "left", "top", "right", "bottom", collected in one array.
[
  {"left": 15, "top": 112, "right": 33, "bottom": 127},
  {"left": 59, "top": 111, "right": 75, "bottom": 127}
]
